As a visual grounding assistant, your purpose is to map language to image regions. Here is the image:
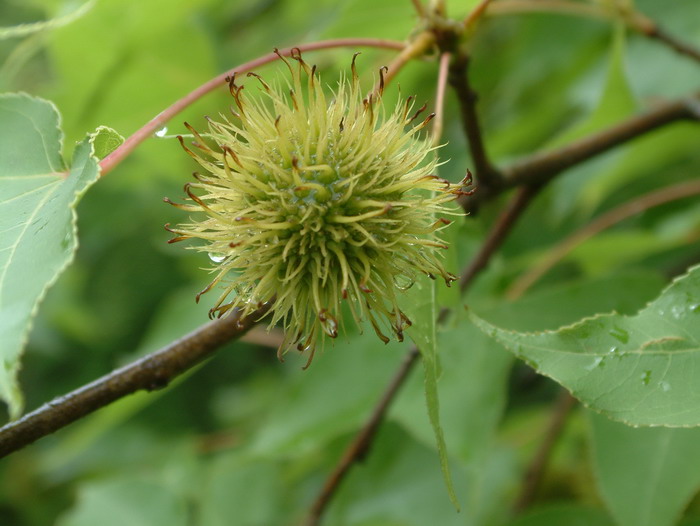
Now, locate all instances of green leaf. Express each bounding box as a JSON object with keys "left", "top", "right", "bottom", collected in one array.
[
  {"left": 469, "top": 264, "right": 700, "bottom": 426},
  {"left": 550, "top": 24, "right": 636, "bottom": 149},
  {"left": 590, "top": 411, "right": 700, "bottom": 526},
  {"left": 392, "top": 311, "right": 512, "bottom": 464},
  {"left": 508, "top": 505, "right": 616, "bottom": 526},
  {"left": 57, "top": 475, "right": 188, "bottom": 526},
  {"left": 0, "top": 93, "right": 99, "bottom": 418},
  {"left": 550, "top": 23, "right": 639, "bottom": 218},
  {"left": 403, "top": 274, "right": 459, "bottom": 509},
  {"left": 0, "top": 0, "right": 96, "bottom": 40},
  {"left": 199, "top": 454, "right": 285, "bottom": 526},
  {"left": 474, "top": 270, "right": 665, "bottom": 332},
  {"left": 324, "top": 423, "right": 471, "bottom": 526},
  {"left": 89, "top": 125, "right": 124, "bottom": 160},
  {"left": 250, "top": 330, "right": 405, "bottom": 457}
]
